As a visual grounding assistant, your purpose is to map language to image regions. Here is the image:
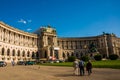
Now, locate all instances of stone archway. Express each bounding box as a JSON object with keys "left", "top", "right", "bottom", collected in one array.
[
  {"left": 71, "top": 52, "right": 74, "bottom": 56},
  {"left": 62, "top": 52, "right": 65, "bottom": 58},
  {"left": 1, "top": 48, "right": 5, "bottom": 56},
  {"left": 32, "top": 52, "right": 36, "bottom": 59},
  {"left": 44, "top": 50, "right": 47, "bottom": 58},
  {"left": 17, "top": 50, "right": 20, "bottom": 57},
  {"left": 12, "top": 49, "right": 15, "bottom": 56},
  {"left": 76, "top": 52, "right": 79, "bottom": 58},
  {"left": 22, "top": 50, "right": 25, "bottom": 57},
  {"left": 54, "top": 50, "right": 59, "bottom": 59},
  {"left": 7, "top": 48, "right": 10, "bottom": 56},
  {"left": 67, "top": 52, "right": 70, "bottom": 57},
  {"left": 27, "top": 51, "right": 30, "bottom": 57}
]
